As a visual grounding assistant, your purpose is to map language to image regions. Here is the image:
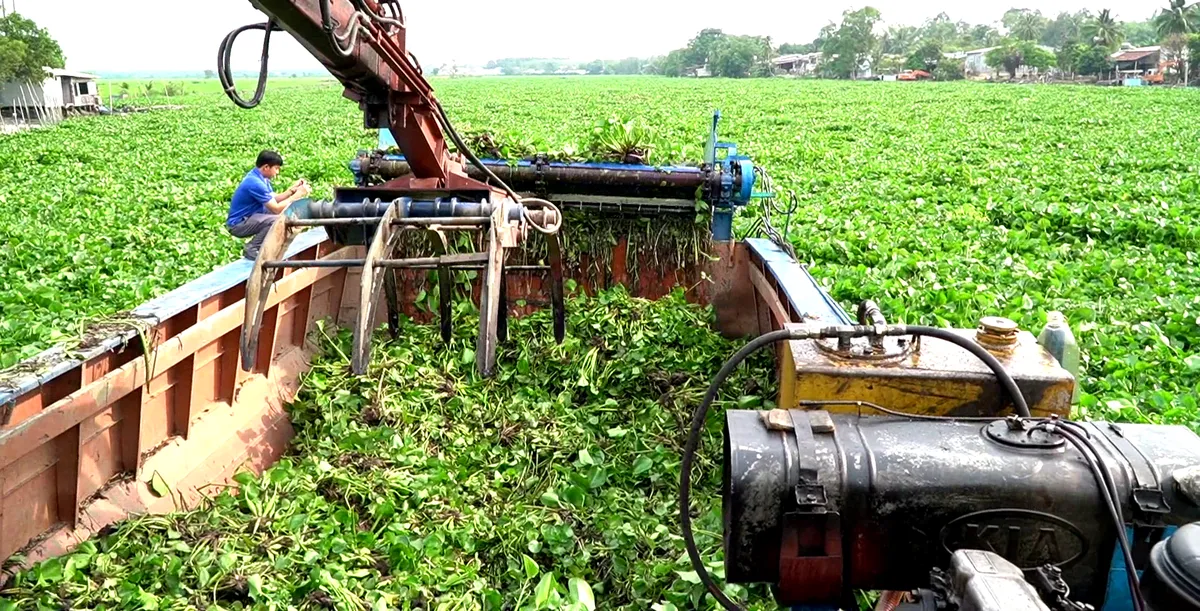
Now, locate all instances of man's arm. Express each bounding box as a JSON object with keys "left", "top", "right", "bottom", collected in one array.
[
  {"left": 265, "top": 183, "right": 311, "bottom": 214},
  {"left": 271, "top": 179, "right": 308, "bottom": 204}
]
